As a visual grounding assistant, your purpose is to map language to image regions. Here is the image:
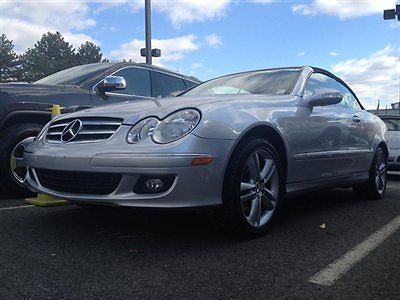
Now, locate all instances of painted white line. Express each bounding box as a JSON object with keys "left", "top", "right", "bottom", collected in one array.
[
  {"left": 309, "top": 214, "right": 400, "bottom": 287},
  {"left": 0, "top": 205, "right": 34, "bottom": 212}
]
